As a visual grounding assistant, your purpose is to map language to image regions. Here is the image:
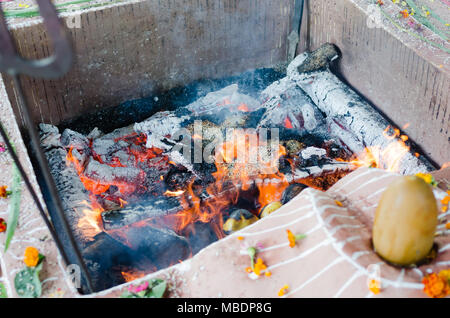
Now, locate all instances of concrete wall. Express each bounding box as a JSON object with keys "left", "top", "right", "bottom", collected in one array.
[
  {"left": 2, "top": 0, "right": 295, "bottom": 128},
  {"left": 298, "top": 0, "right": 449, "bottom": 166}
]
